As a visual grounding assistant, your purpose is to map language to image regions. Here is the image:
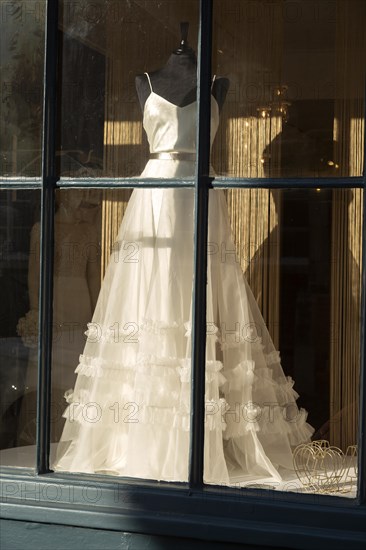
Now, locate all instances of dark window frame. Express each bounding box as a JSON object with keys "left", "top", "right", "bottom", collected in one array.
[{"left": 1, "top": 1, "right": 366, "bottom": 548}]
